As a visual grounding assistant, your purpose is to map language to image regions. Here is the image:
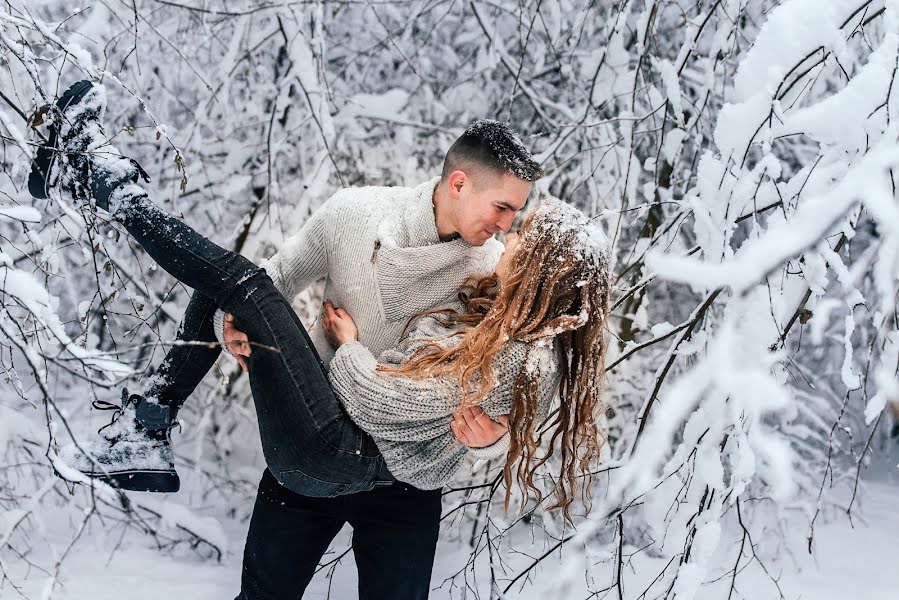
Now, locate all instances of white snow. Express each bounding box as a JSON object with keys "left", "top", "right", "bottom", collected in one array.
[
  {"left": 714, "top": 0, "right": 864, "bottom": 160},
  {"left": 3, "top": 1, "right": 899, "bottom": 599},
  {"left": 0, "top": 204, "right": 41, "bottom": 222},
  {"left": 655, "top": 58, "right": 685, "bottom": 127},
  {"left": 8, "top": 474, "right": 898, "bottom": 599},
  {"left": 646, "top": 139, "right": 899, "bottom": 293}
]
